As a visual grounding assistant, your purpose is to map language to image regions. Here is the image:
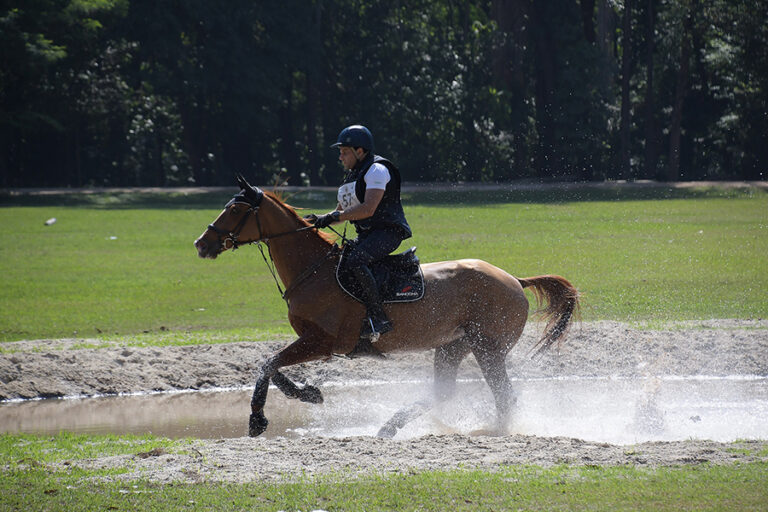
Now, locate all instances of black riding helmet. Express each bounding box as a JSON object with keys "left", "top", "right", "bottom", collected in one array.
[{"left": 330, "top": 125, "right": 374, "bottom": 152}]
